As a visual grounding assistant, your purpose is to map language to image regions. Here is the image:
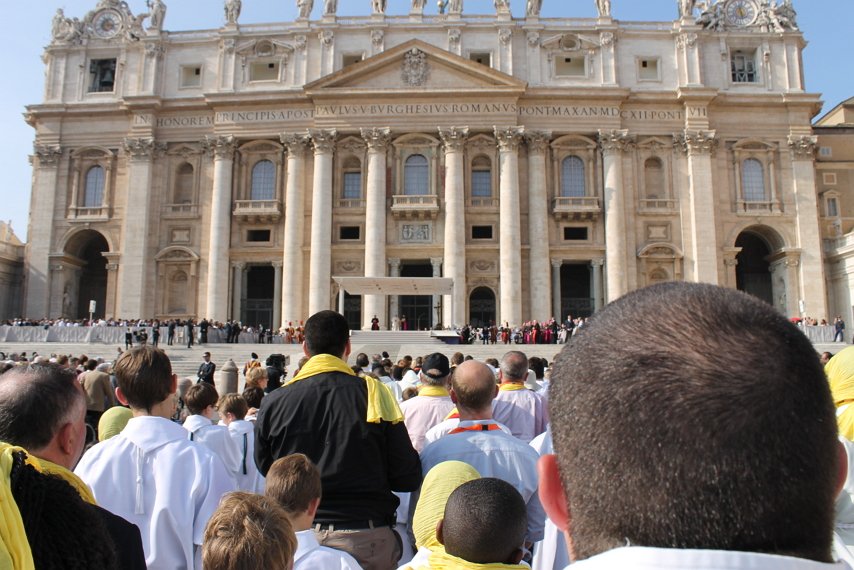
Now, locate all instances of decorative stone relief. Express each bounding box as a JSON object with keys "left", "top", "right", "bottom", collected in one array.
[
  {"left": 371, "top": 29, "right": 385, "bottom": 49},
  {"left": 402, "top": 48, "right": 430, "bottom": 87},
  {"left": 144, "top": 42, "right": 166, "bottom": 59},
  {"left": 598, "top": 129, "right": 635, "bottom": 154},
  {"left": 294, "top": 35, "right": 307, "bottom": 52},
  {"left": 280, "top": 133, "right": 311, "bottom": 156},
  {"left": 645, "top": 223, "right": 671, "bottom": 241},
  {"left": 448, "top": 29, "right": 461, "bottom": 50},
  {"left": 203, "top": 135, "right": 238, "bottom": 159},
  {"left": 600, "top": 32, "right": 615, "bottom": 47},
  {"left": 336, "top": 260, "right": 361, "bottom": 274},
  {"left": 309, "top": 129, "right": 337, "bottom": 154},
  {"left": 788, "top": 135, "right": 818, "bottom": 160},
  {"left": 675, "top": 130, "right": 718, "bottom": 155},
  {"left": 676, "top": 32, "right": 697, "bottom": 51},
  {"left": 170, "top": 228, "right": 191, "bottom": 243},
  {"left": 469, "top": 259, "right": 496, "bottom": 273},
  {"left": 525, "top": 131, "right": 551, "bottom": 154},
  {"left": 32, "top": 144, "right": 63, "bottom": 167},
  {"left": 319, "top": 30, "right": 334, "bottom": 46},
  {"left": 498, "top": 28, "right": 513, "bottom": 45},
  {"left": 123, "top": 137, "right": 165, "bottom": 160},
  {"left": 438, "top": 127, "right": 469, "bottom": 153},
  {"left": 526, "top": 31, "right": 540, "bottom": 47},
  {"left": 401, "top": 223, "right": 432, "bottom": 243},
  {"left": 361, "top": 127, "right": 392, "bottom": 151}
]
